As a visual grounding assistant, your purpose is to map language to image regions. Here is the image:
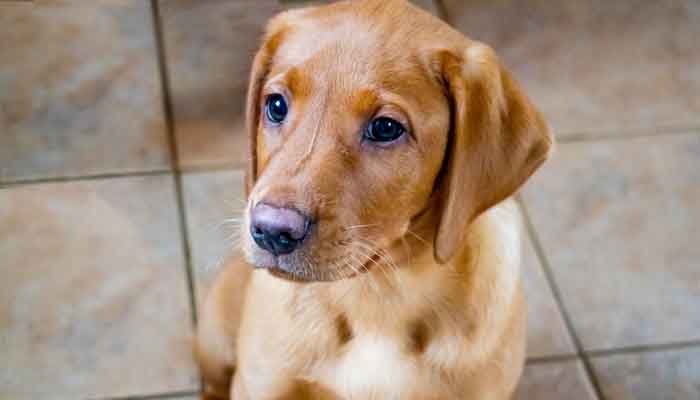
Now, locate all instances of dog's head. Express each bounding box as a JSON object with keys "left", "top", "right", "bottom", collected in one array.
[{"left": 241, "top": 0, "right": 552, "bottom": 281}]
